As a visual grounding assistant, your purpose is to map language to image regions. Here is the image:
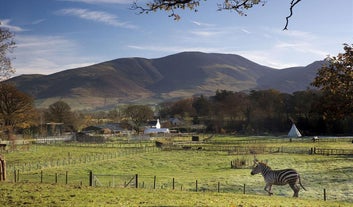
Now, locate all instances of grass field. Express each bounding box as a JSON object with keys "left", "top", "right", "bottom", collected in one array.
[
  {"left": 0, "top": 135, "right": 352, "bottom": 206},
  {"left": 0, "top": 182, "right": 351, "bottom": 207}
]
